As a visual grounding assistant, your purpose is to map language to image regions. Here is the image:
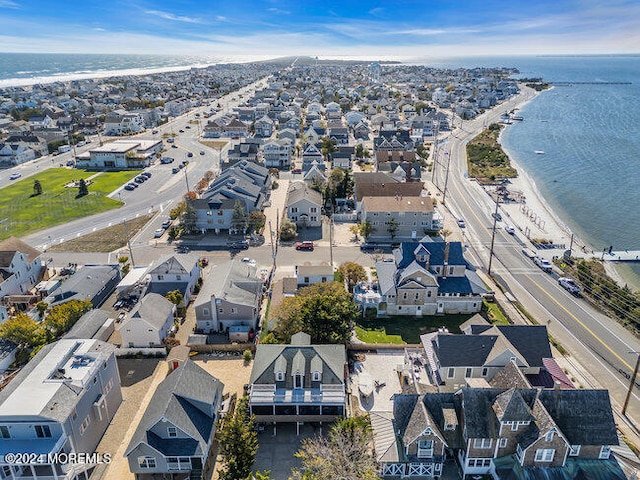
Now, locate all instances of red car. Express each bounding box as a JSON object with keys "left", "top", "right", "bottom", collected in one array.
[{"left": 295, "top": 241, "right": 314, "bottom": 251}]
